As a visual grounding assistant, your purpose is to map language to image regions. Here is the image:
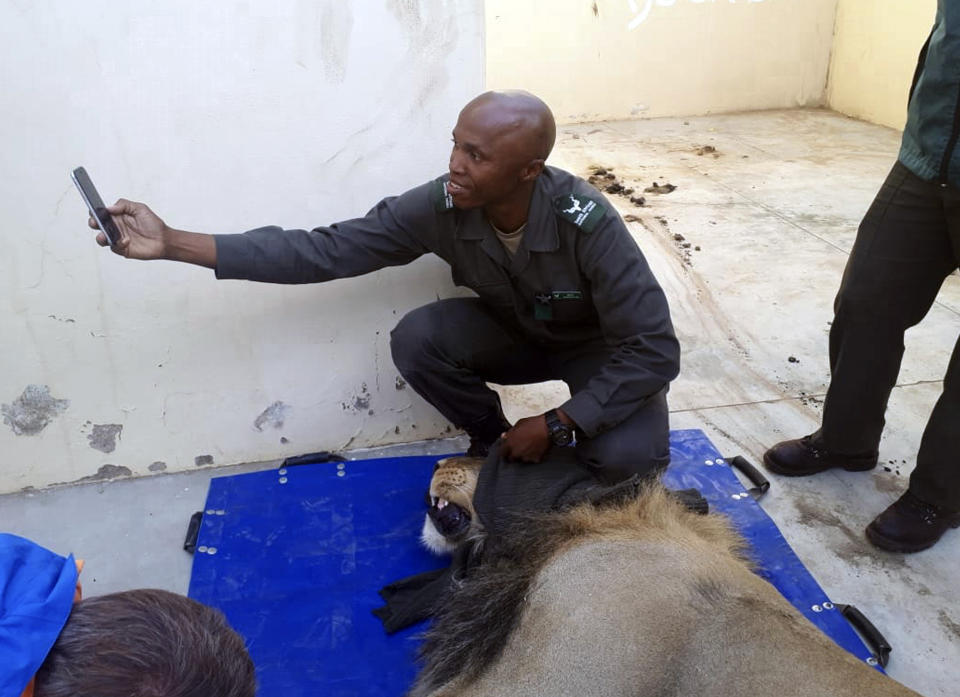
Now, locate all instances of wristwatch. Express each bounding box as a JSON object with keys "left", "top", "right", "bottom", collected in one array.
[{"left": 544, "top": 409, "right": 574, "bottom": 446}]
